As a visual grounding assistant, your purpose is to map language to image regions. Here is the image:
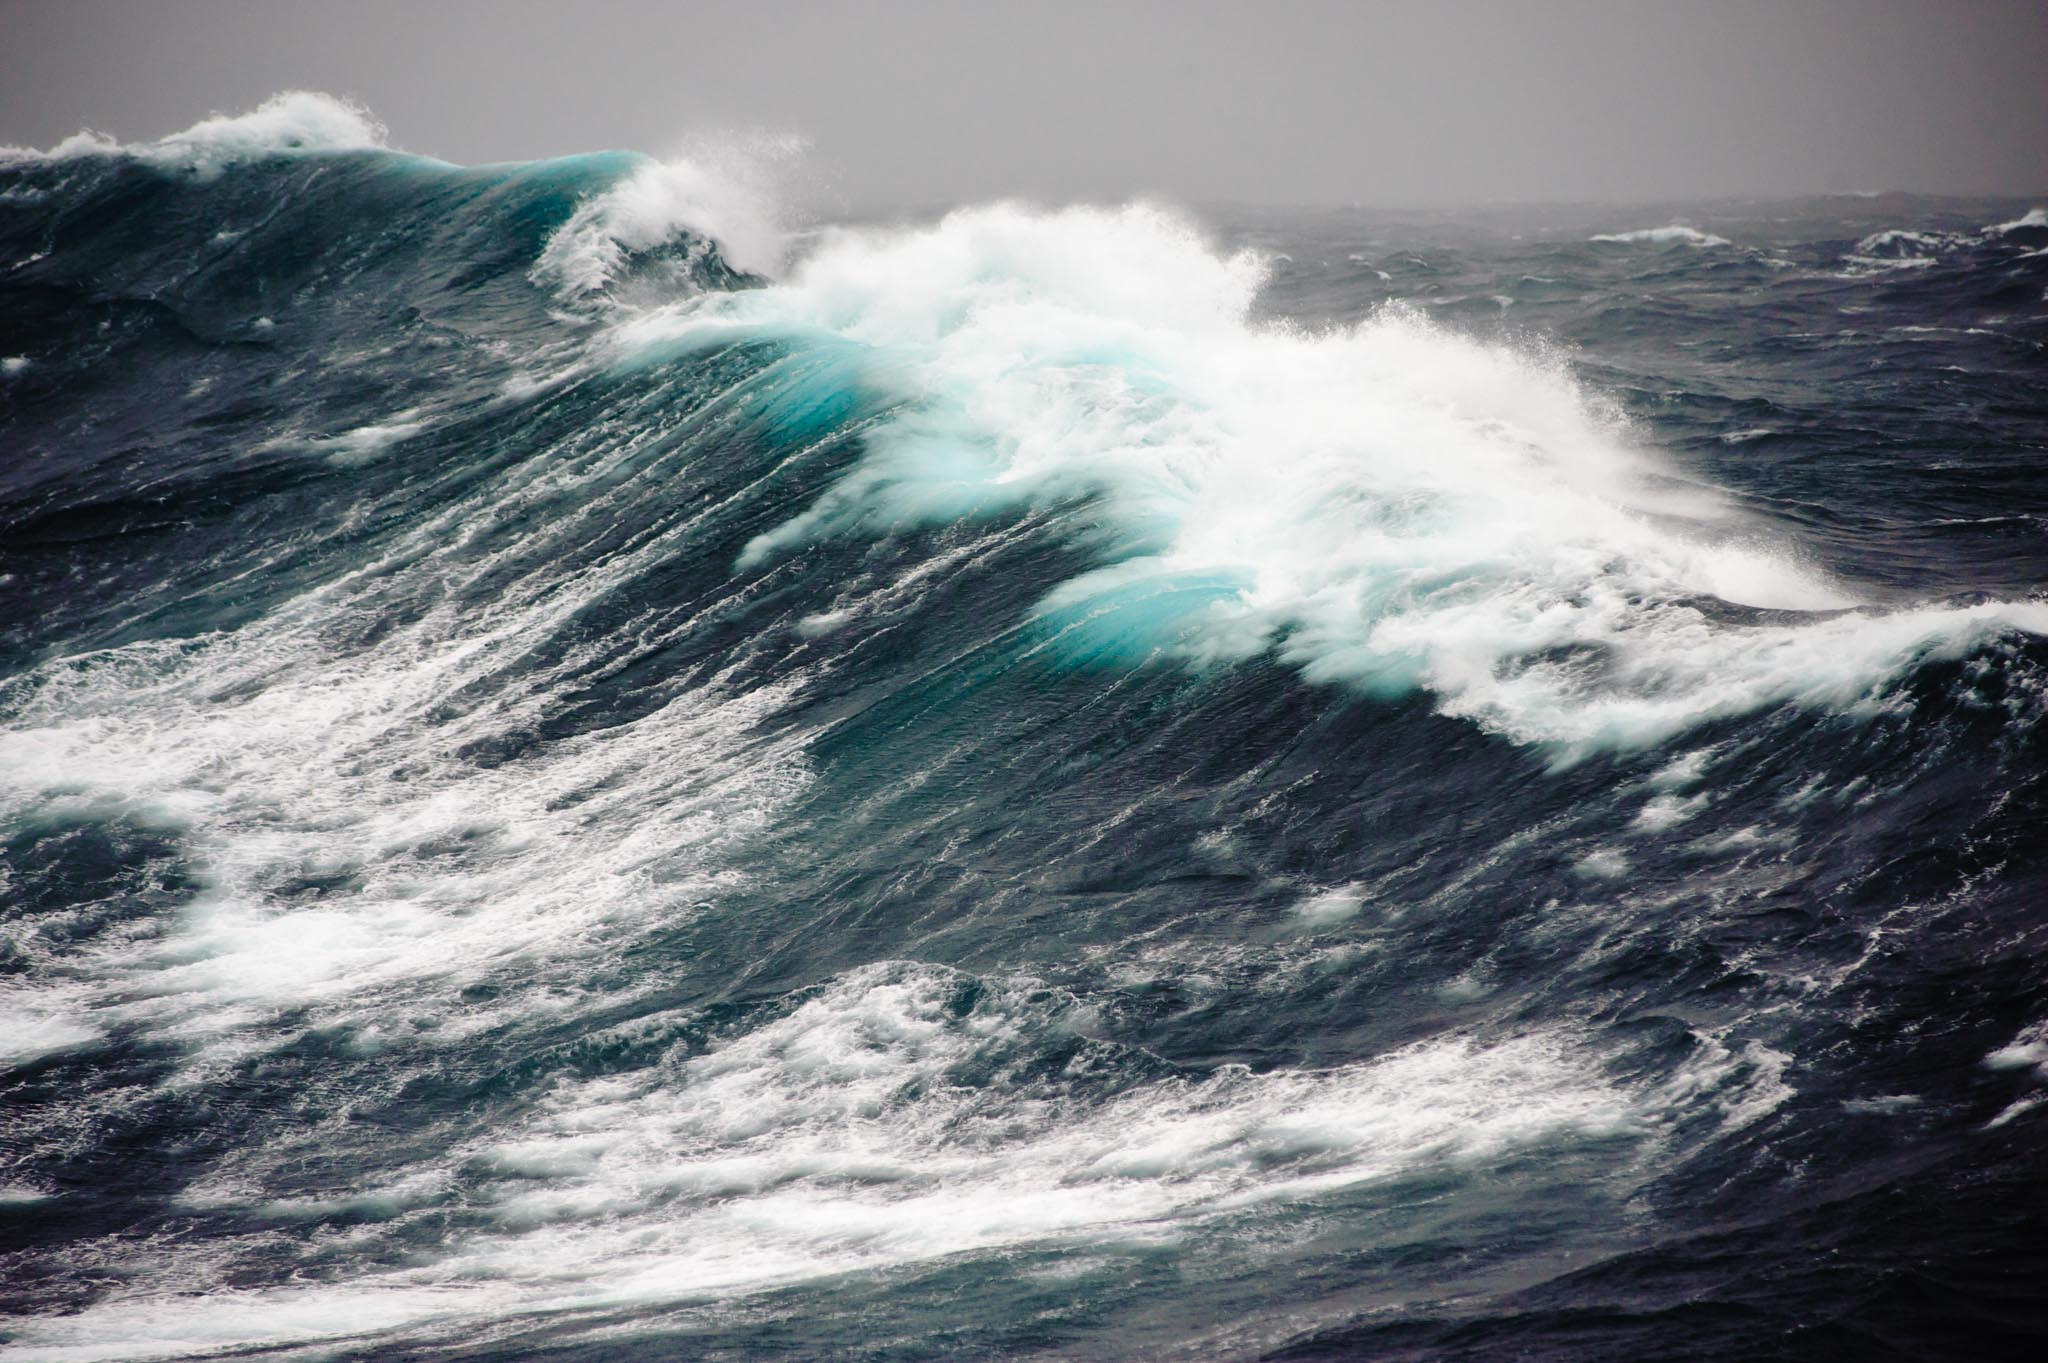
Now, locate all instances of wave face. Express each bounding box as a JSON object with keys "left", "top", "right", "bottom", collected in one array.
[{"left": 3, "top": 98, "right": 2047, "bottom": 1361}]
